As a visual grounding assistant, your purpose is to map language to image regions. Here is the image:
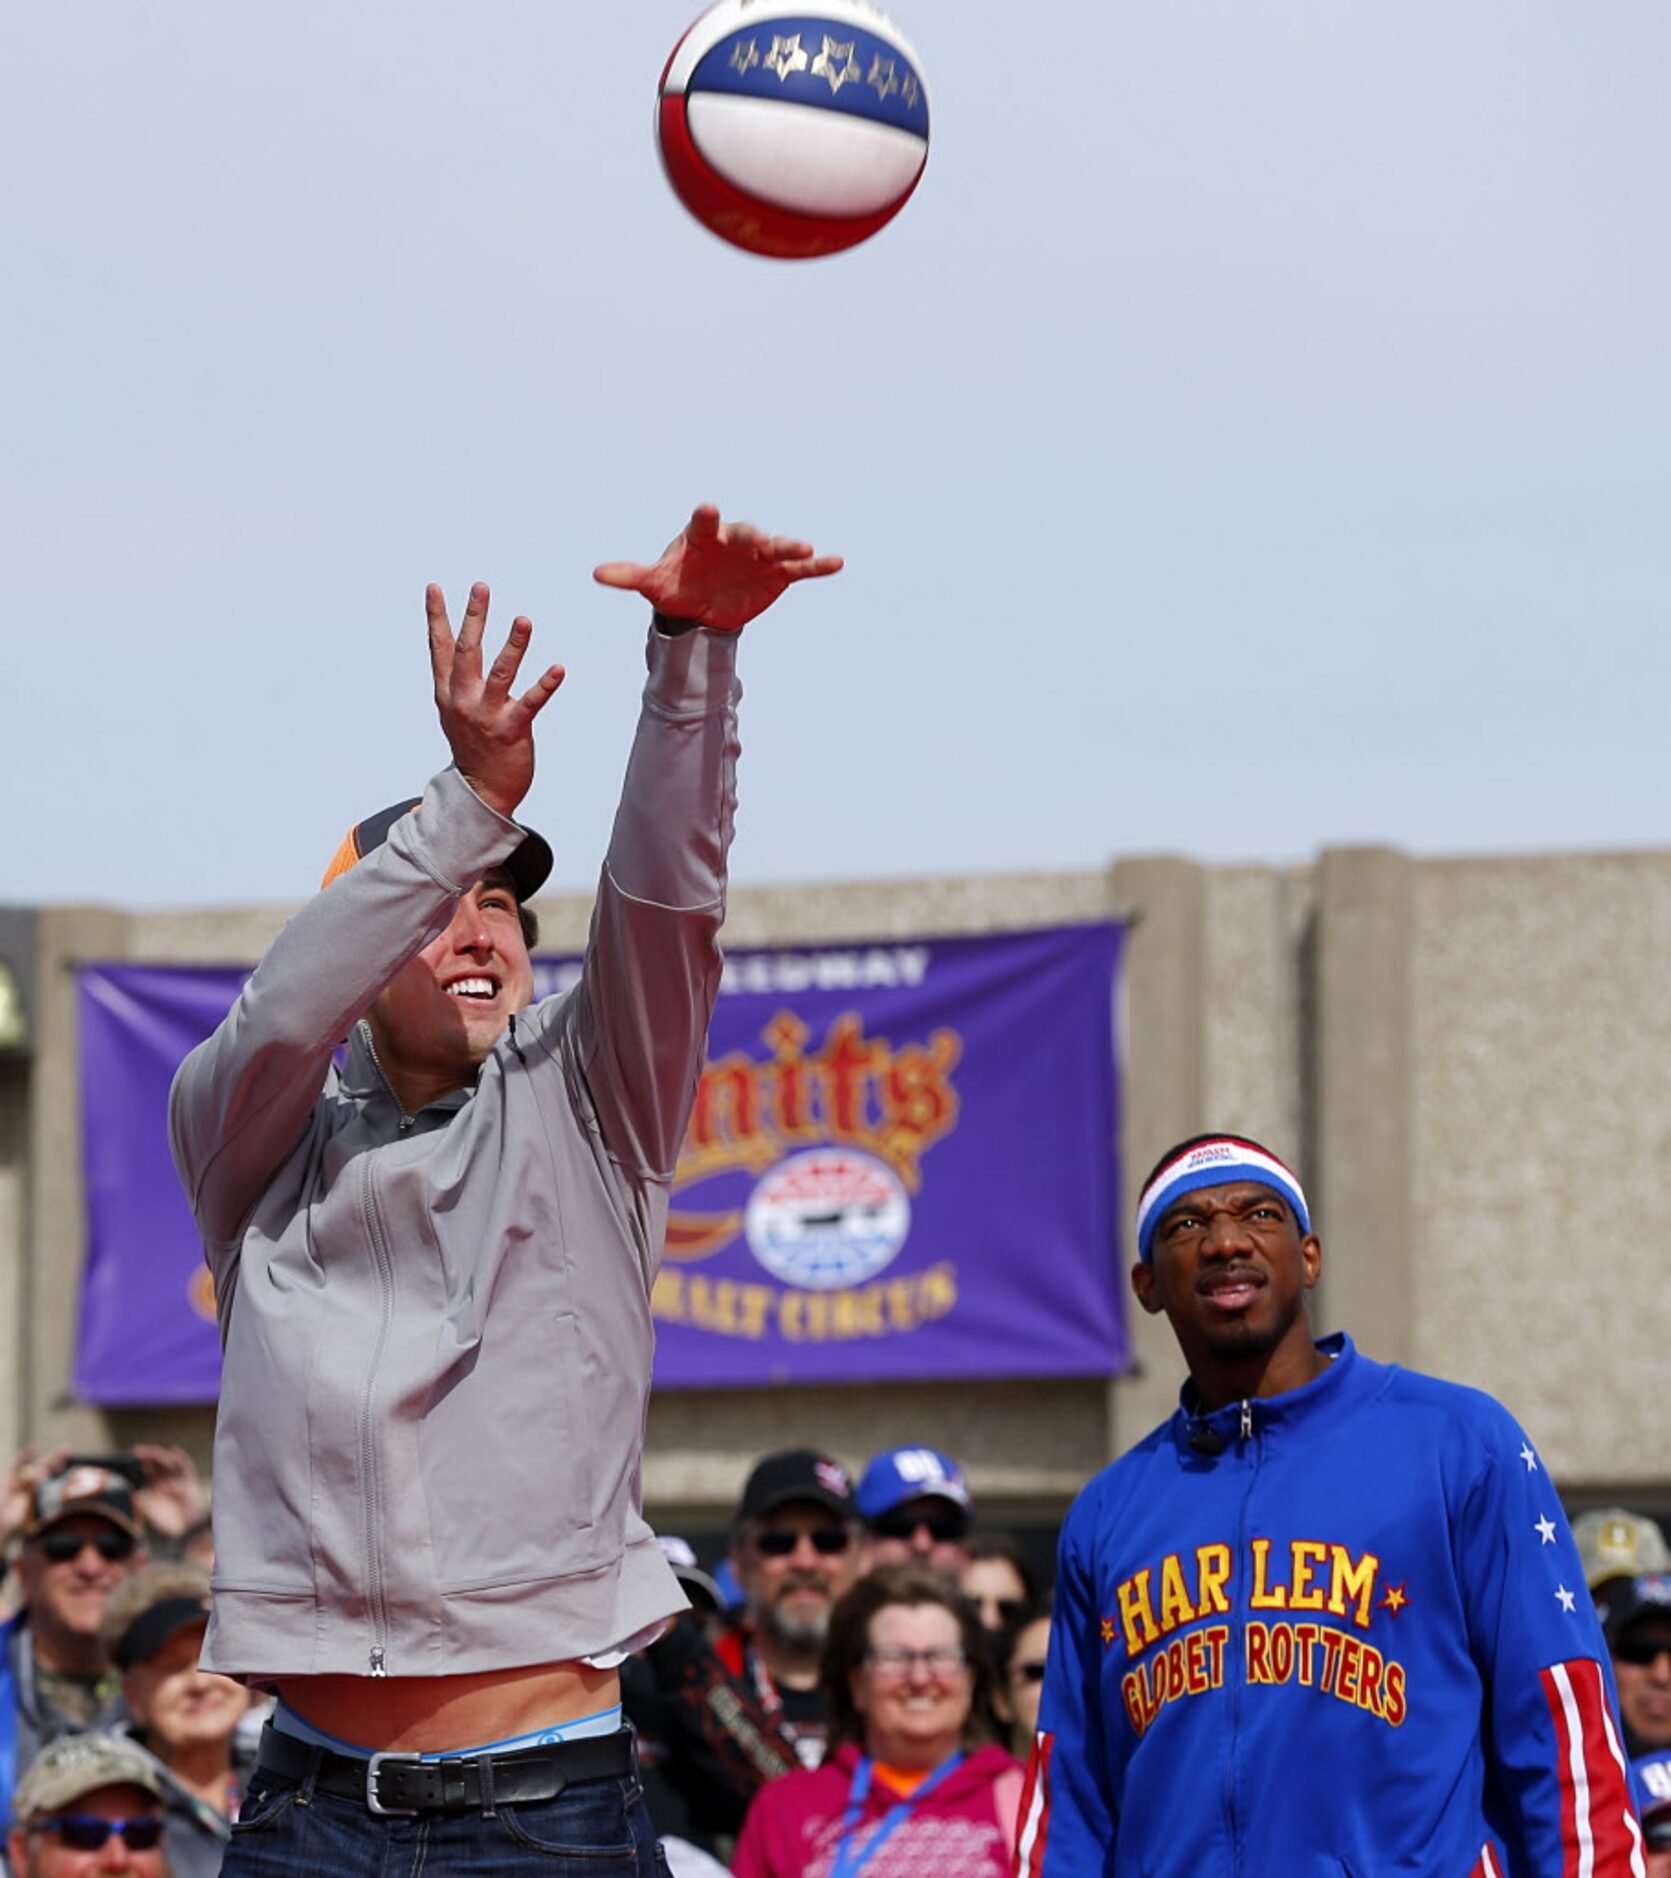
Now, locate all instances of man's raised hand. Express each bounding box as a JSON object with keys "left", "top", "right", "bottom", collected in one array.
[
  {"left": 427, "top": 583, "right": 565, "bottom": 820},
  {"left": 592, "top": 504, "right": 843, "bottom": 633}
]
